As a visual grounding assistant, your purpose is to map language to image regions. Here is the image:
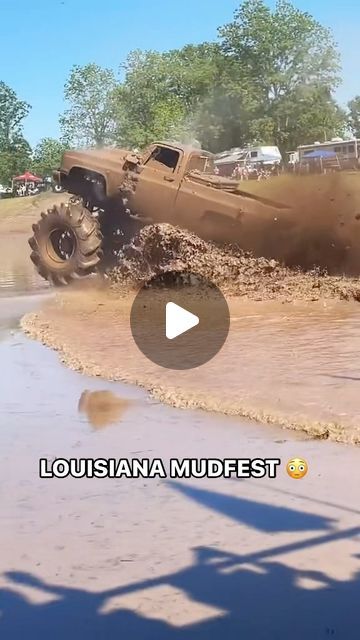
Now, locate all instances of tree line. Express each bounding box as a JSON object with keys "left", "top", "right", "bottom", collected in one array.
[{"left": 1, "top": 0, "right": 360, "bottom": 184}]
